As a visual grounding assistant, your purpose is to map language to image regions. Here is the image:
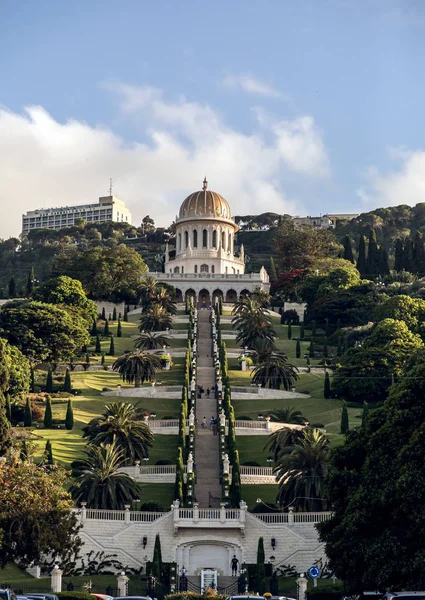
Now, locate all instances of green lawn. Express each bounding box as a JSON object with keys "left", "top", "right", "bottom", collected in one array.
[
  {"left": 241, "top": 484, "right": 279, "bottom": 510},
  {"left": 140, "top": 483, "right": 175, "bottom": 507}
]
